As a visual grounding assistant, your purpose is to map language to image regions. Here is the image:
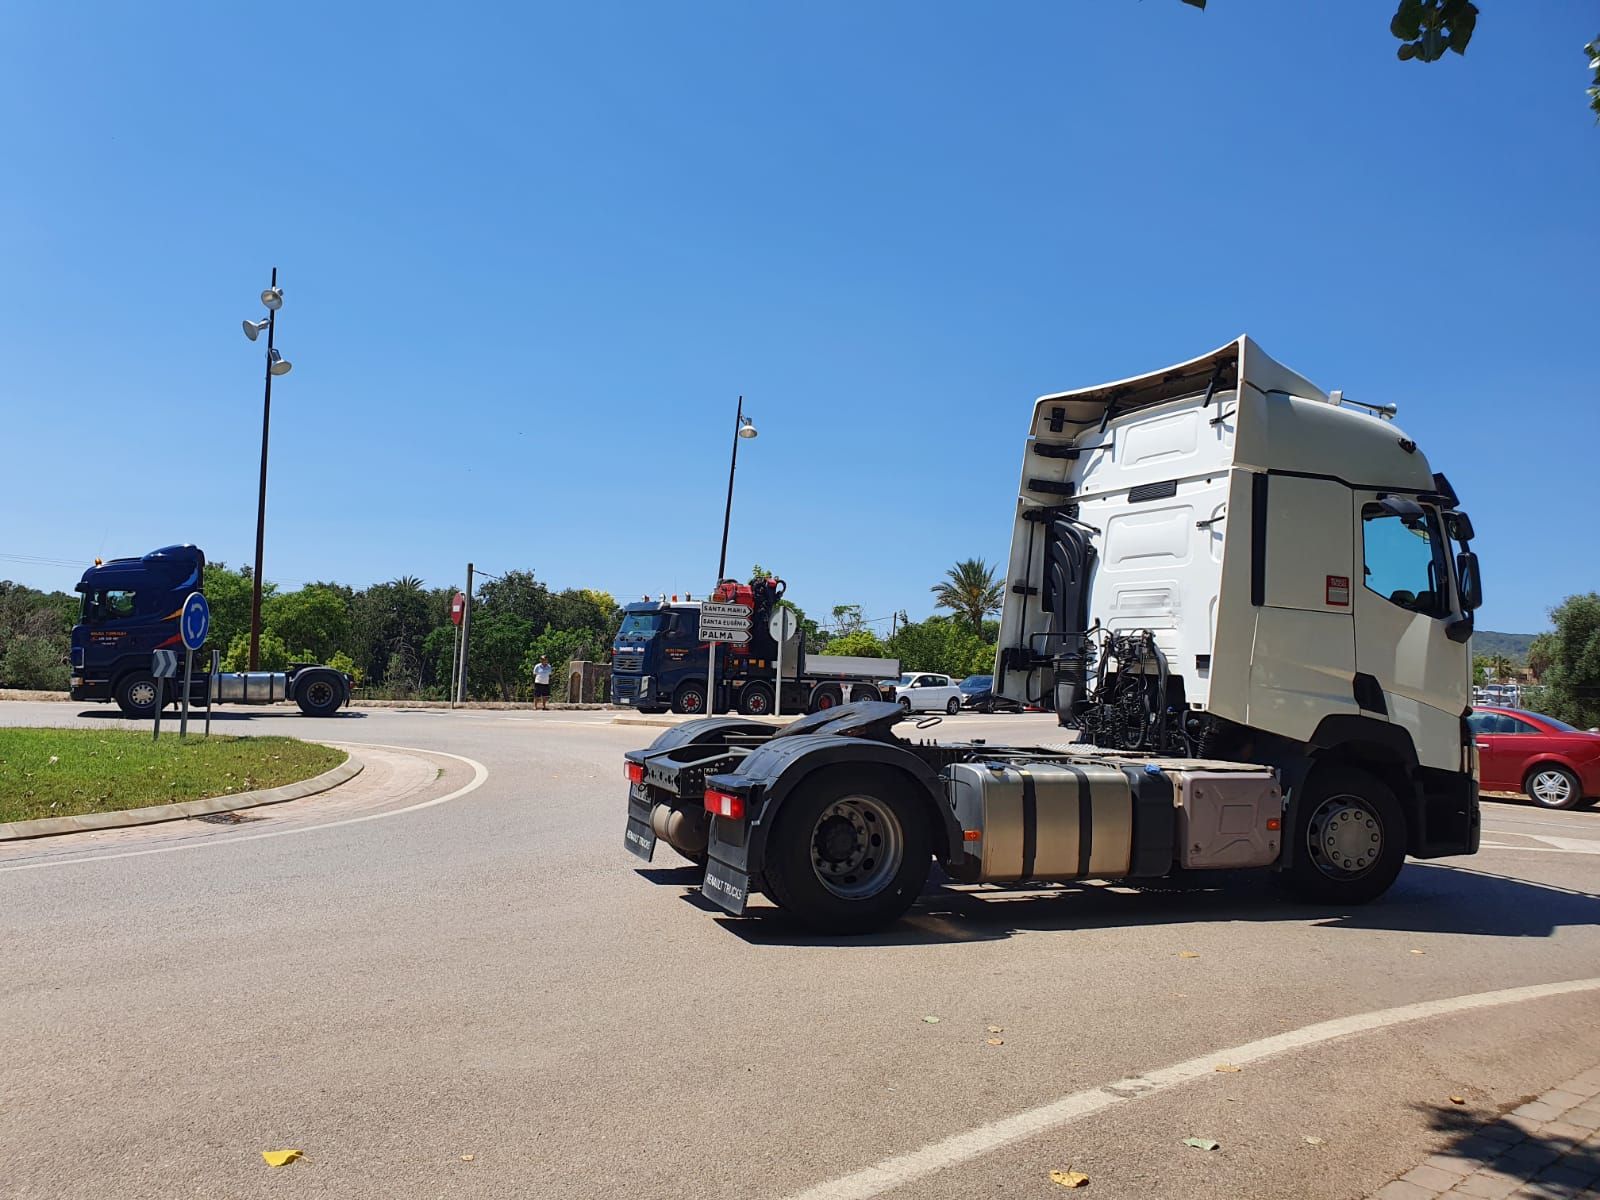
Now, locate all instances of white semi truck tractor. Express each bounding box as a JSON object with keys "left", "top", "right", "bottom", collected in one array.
[{"left": 622, "top": 337, "right": 1483, "bottom": 932}]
